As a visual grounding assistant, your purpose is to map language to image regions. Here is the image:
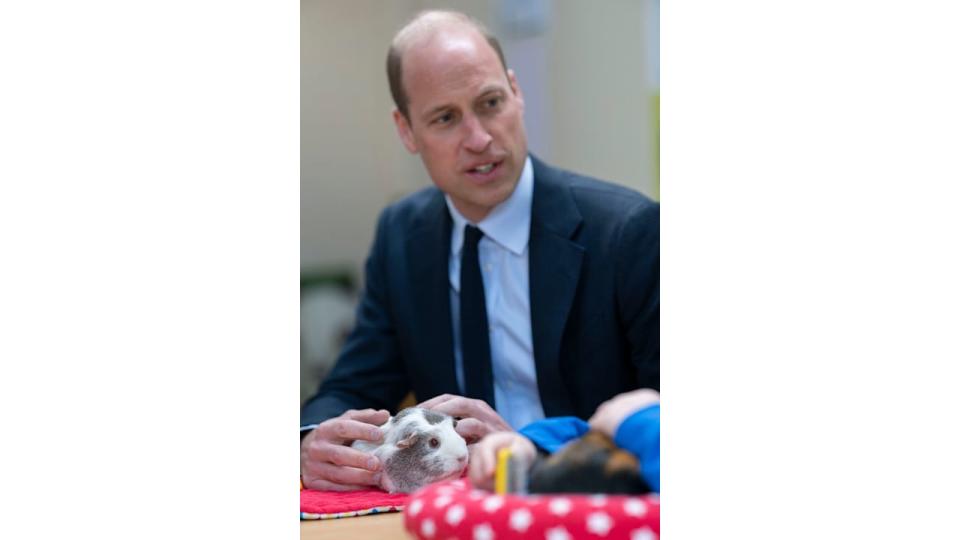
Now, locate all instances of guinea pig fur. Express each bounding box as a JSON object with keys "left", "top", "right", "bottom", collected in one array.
[
  {"left": 528, "top": 431, "right": 651, "bottom": 494},
  {"left": 352, "top": 407, "right": 468, "bottom": 493}
]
